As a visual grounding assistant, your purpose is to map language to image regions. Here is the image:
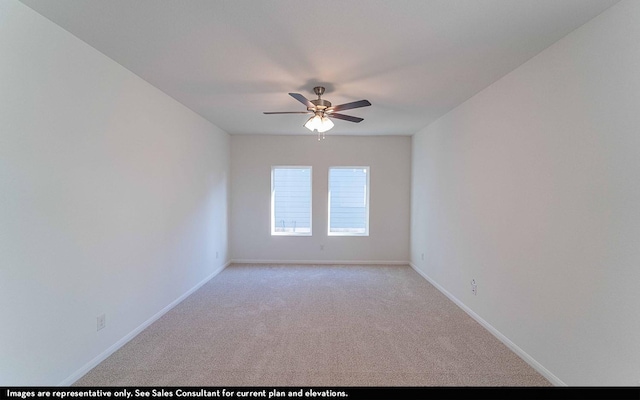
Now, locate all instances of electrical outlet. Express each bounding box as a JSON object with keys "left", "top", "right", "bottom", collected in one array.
[
  {"left": 421, "top": 253, "right": 425, "bottom": 261},
  {"left": 216, "top": 251, "right": 219, "bottom": 259},
  {"left": 97, "top": 314, "right": 106, "bottom": 331},
  {"left": 320, "top": 244, "right": 324, "bottom": 251},
  {"left": 471, "top": 279, "right": 477, "bottom": 296}
]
